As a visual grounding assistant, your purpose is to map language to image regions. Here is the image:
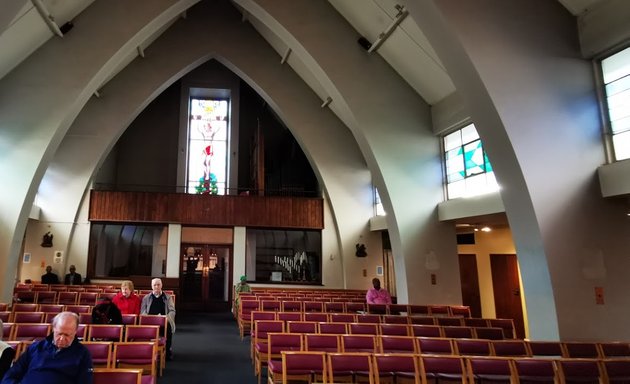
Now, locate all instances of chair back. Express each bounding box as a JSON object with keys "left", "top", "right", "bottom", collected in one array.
[
  {"left": 379, "top": 335, "right": 417, "bottom": 354},
  {"left": 409, "top": 316, "right": 435, "bottom": 325},
  {"left": 277, "top": 311, "right": 302, "bottom": 323},
  {"left": 512, "top": 358, "right": 557, "bottom": 382},
  {"left": 491, "top": 340, "right": 531, "bottom": 357},
  {"left": 2, "top": 322, "right": 15, "bottom": 340},
  {"left": 341, "top": 334, "right": 377, "bottom": 353},
  {"left": 454, "top": 339, "right": 492, "bottom": 356},
  {"left": 303, "top": 301, "right": 324, "bottom": 312},
  {"left": 324, "top": 302, "right": 345, "bottom": 313},
  {"left": 304, "top": 312, "right": 328, "bottom": 322},
  {"left": 416, "top": 337, "right": 454, "bottom": 355},
  {"left": 305, "top": 333, "right": 340, "bottom": 352},
  {"left": 557, "top": 358, "right": 603, "bottom": 383},
  {"left": 466, "top": 357, "right": 514, "bottom": 382},
  {"left": 281, "top": 351, "right": 327, "bottom": 384},
  {"left": 419, "top": 355, "right": 467, "bottom": 383},
  {"left": 281, "top": 301, "right": 302, "bottom": 312},
  {"left": 345, "top": 302, "right": 366, "bottom": 313},
  {"left": 125, "top": 325, "right": 159, "bottom": 342},
  {"left": 318, "top": 322, "right": 347, "bottom": 335},
  {"left": 82, "top": 341, "right": 113, "bottom": 368},
  {"left": 113, "top": 341, "right": 157, "bottom": 378},
  {"left": 382, "top": 315, "right": 408, "bottom": 324},
  {"left": 449, "top": 305, "right": 471, "bottom": 317},
  {"left": 138, "top": 315, "right": 168, "bottom": 335},
  {"left": 327, "top": 352, "right": 374, "bottom": 384},
  {"left": 121, "top": 314, "right": 137, "bottom": 325},
  {"left": 436, "top": 317, "right": 463, "bottom": 327},
  {"left": 373, "top": 353, "right": 420, "bottom": 384},
  {"left": 36, "top": 291, "right": 57, "bottom": 304},
  {"left": 261, "top": 300, "right": 281, "bottom": 312},
  {"left": 527, "top": 340, "right": 565, "bottom": 357},
  {"left": 563, "top": 341, "right": 601, "bottom": 358},
  {"left": 39, "top": 304, "right": 64, "bottom": 314},
  {"left": 474, "top": 326, "right": 505, "bottom": 340},
  {"left": 0, "top": 311, "right": 10, "bottom": 322},
  {"left": 487, "top": 318, "right": 516, "bottom": 339},
  {"left": 602, "top": 358, "right": 630, "bottom": 382},
  {"left": 286, "top": 321, "right": 317, "bottom": 334},
  {"left": 93, "top": 368, "right": 142, "bottom": 384},
  {"left": 356, "top": 314, "right": 381, "bottom": 324},
  {"left": 329, "top": 313, "right": 356, "bottom": 323},
  {"left": 599, "top": 342, "right": 630, "bottom": 357},
  {"left": 57, "top": 292, "right": 79, "bottom": 305},
  {"left": 64, "top": 304, "right": 91, "bottom": 314},
  {"left": 349, "top": 323, "right": 379, "bottom": 336},
  {"left": 79, "top": 292, "right": 99, "bottom": 306},
  {"left": 88, "top": 324, "right": 124, "bottom": 342},
  {"left": 13, "top": 323, "right": 51, "bottom": 341},
  {"left": 442, "top": 326, "right": 474, "bottom": 339},
  {"left": 13, "top": 311, "right": 45, "bottom": 323},
  {"left": 367, "top": 303, "right": 387, "bottom": 315},
  {"left": 12, "top": 303, "right": 38, "bottom": 312},
  {"left": 407, "top": 305, "right": 430, "bottom": 315}
]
